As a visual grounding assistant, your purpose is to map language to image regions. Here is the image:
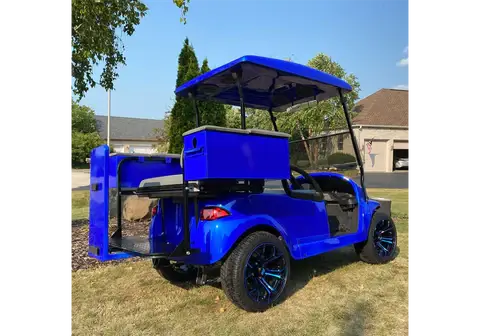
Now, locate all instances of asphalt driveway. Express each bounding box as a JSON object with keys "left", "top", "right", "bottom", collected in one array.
[
  {"left": 353, "top": 172, "right": 408, "bottom": 189},
  {"left": 264, "top": 172, "right": 408, "bottom": 190}
]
